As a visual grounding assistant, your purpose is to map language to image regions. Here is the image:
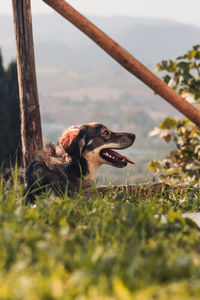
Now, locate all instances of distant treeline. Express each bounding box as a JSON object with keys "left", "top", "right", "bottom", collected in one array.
[{"left": 0, "top": 50, "right": 21, "bottom": 167}]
